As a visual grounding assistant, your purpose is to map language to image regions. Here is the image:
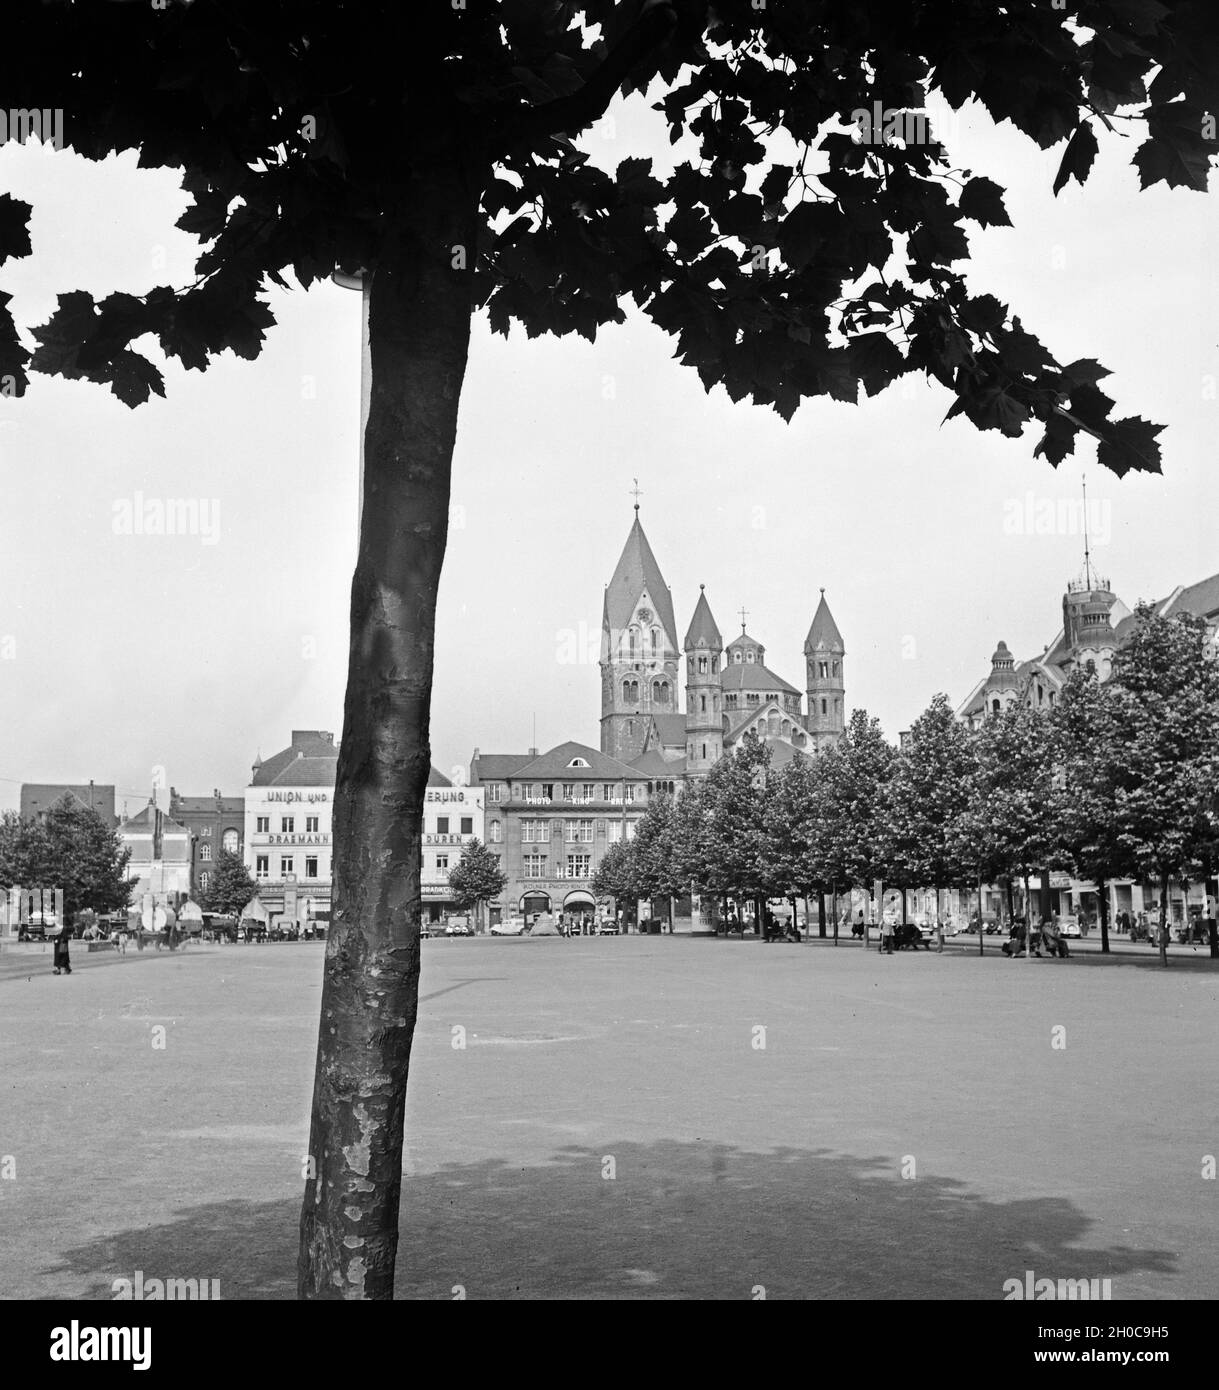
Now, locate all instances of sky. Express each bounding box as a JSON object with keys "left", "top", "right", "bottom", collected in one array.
[{"left": 1, "top": 75, "right": 1216, "bottom": 815}]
